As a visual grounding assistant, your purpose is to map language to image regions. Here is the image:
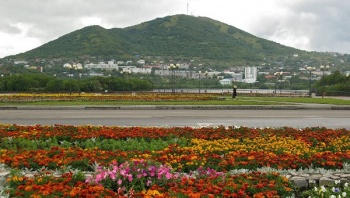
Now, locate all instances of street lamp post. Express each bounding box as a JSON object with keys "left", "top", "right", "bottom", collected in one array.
[
  {"left": 320, "top": 65, "right": 329, "bottom": 98},
  {"left": 204, "top": 71, "right": 208, "bottom": 93},
  {"left": 198, "top": 71, "right": 201, "bottom": 93},
  {"left": 274, "top": 71, "right": 283, "bottom": 95},
  {"left": 108, "top": 74, "right": 111, "bottom": 93},
  {"left": 307, "top": 66, "right": 316, "bottom": 97},
  {"left": 68, "top": 66, "right": 79, "bottom": 95},
  {"left": 320, "top": 65, "right": 329, "bottom": 79},
  {"left": 78, "top": 72, "right": 82, "bottom": 95},
  {"left": 168, "top": 64, "right": 179, "bottom": 94},
  {"left": 120, "top": 70, "right": 131, "bottom": 91},
  {"left": 120, "top": 71, "right": 124, "bottom": 91}
]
